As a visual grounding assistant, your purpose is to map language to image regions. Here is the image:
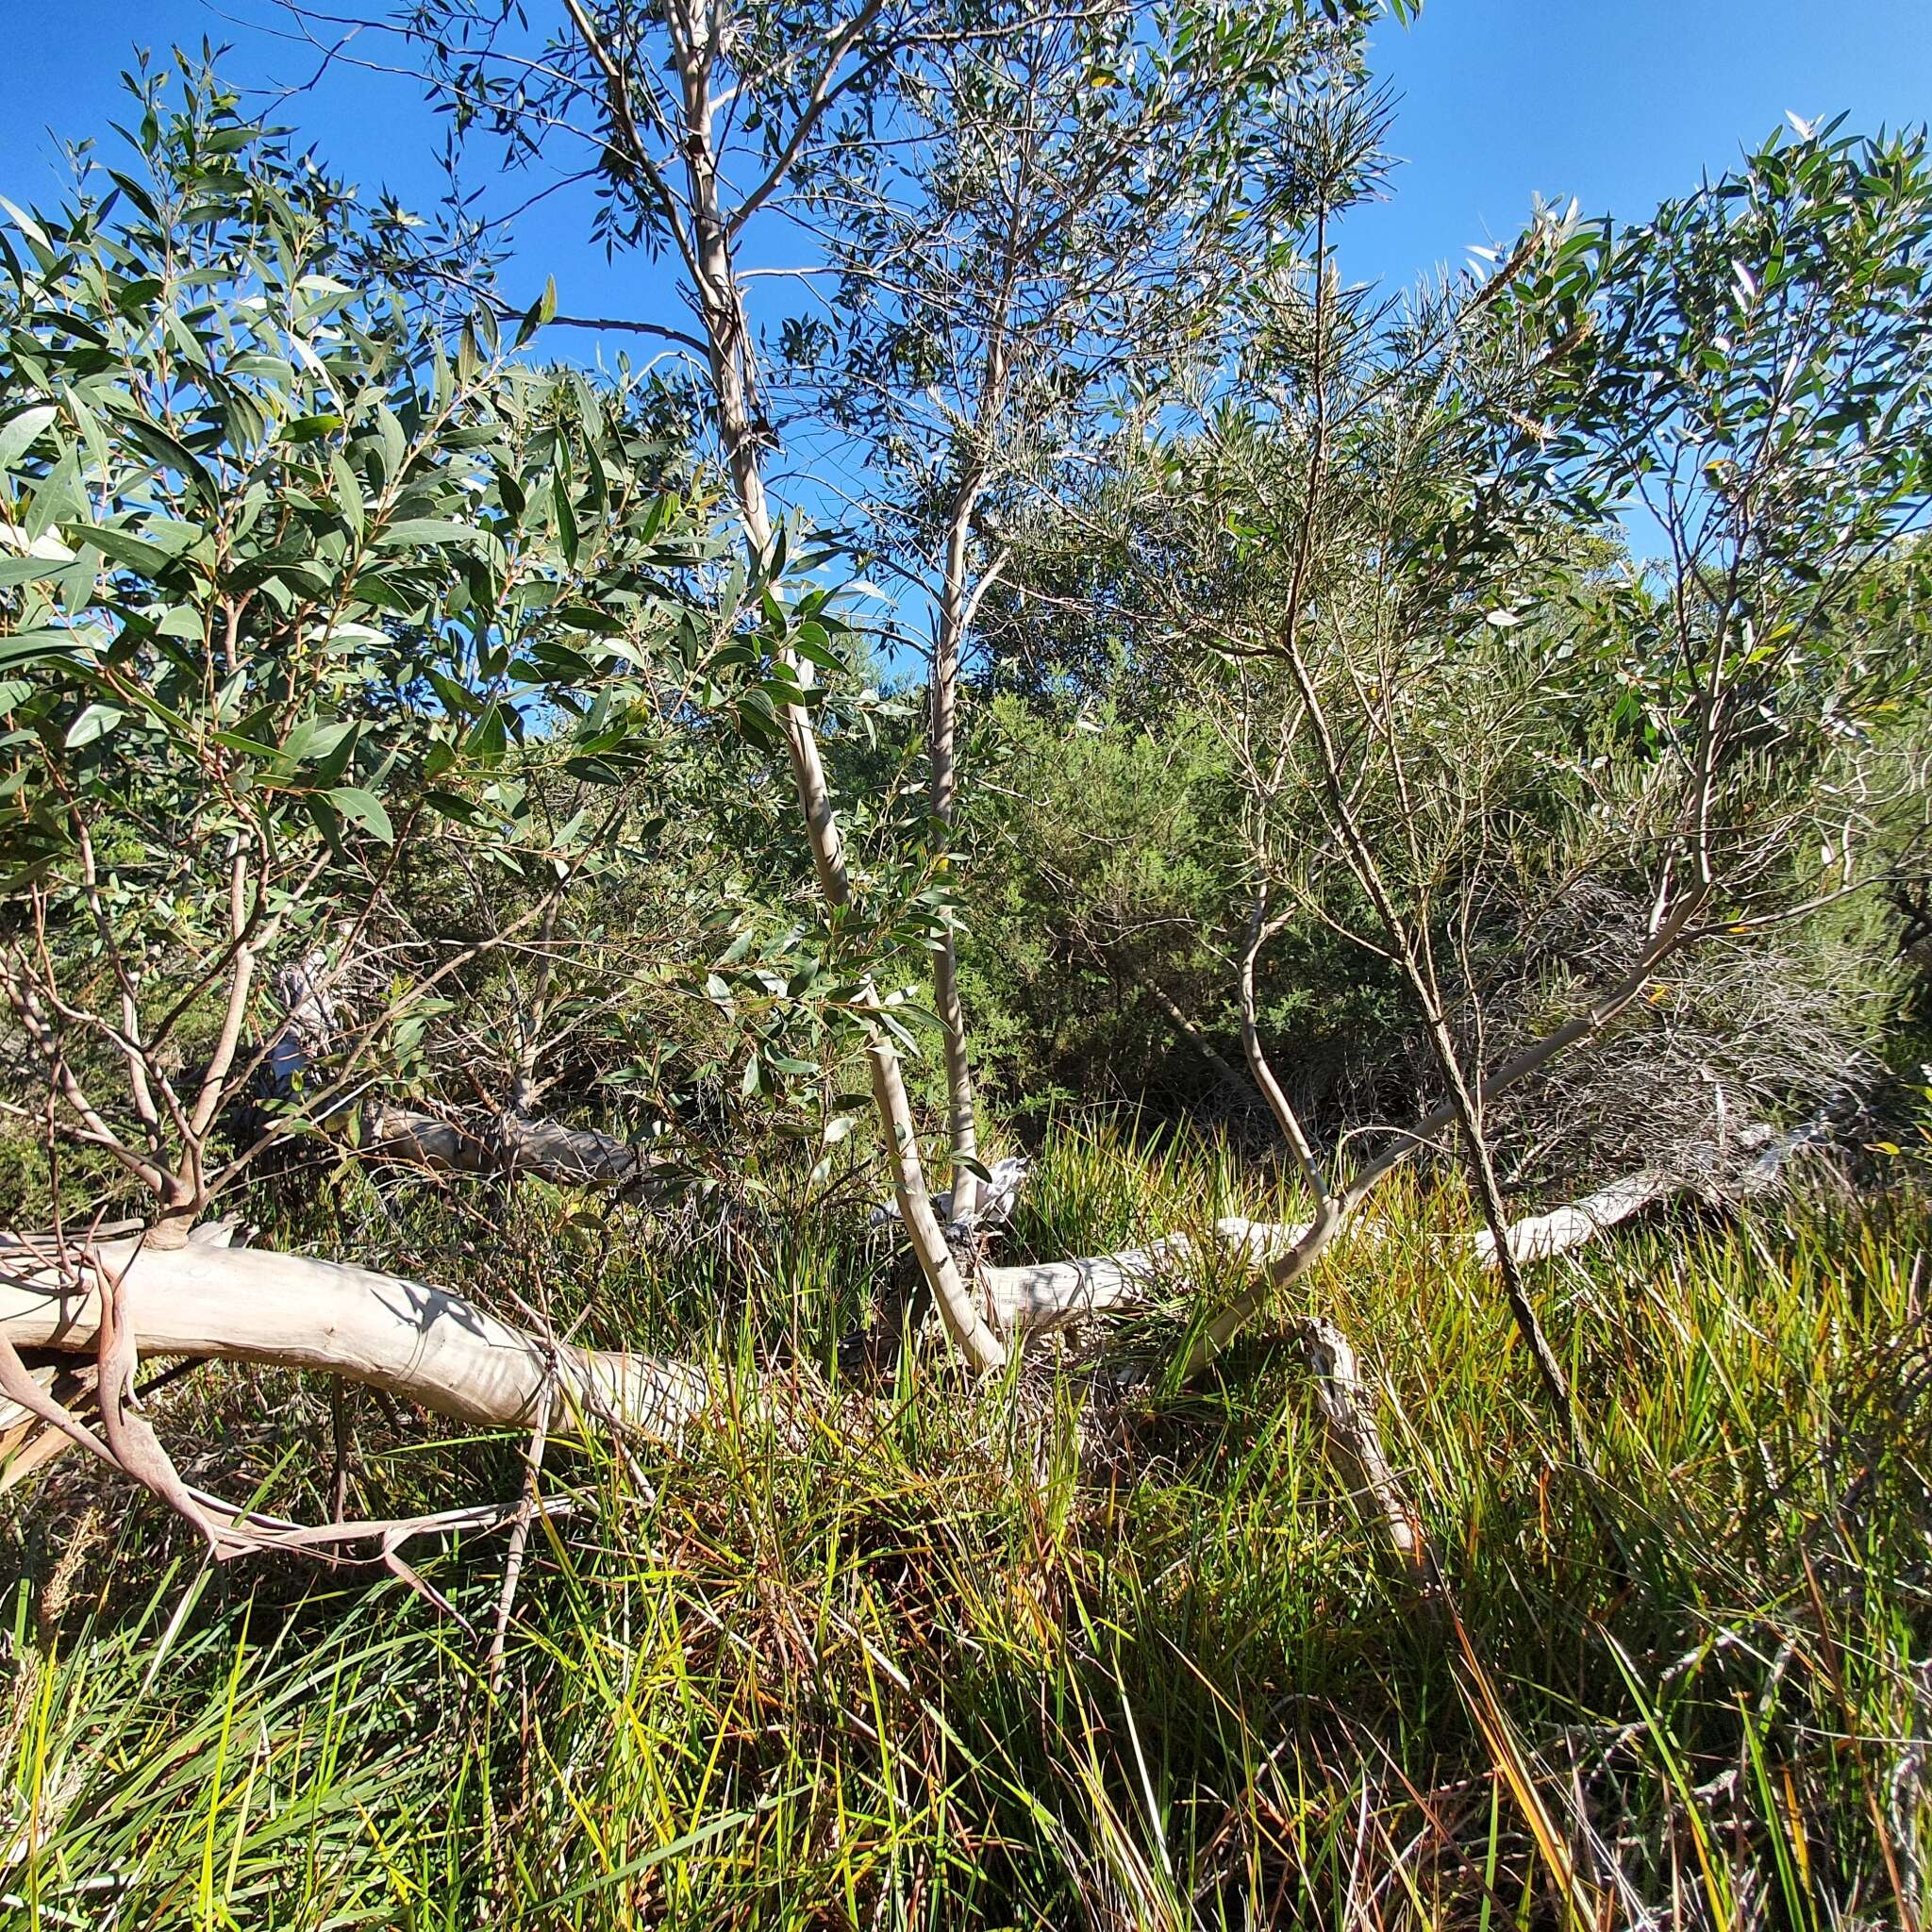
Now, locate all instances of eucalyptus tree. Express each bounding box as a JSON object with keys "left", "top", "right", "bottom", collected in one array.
[
  {"left": 791, "top": 0, "right": 1370, "bottom": 1220},
  {"left": 0, "top": 64, "right": 808, "bottom": 1544},
  {"left": 319, "top": 2, "right": 1932, "bottom": 1432},
  {"left": 360, "top": 0, "right": 1434, "bottom": 1363},
  {"left": 0, "top": 65, "right": 770, "bottom": 1208},
  {"left": 0, "top": 51, "right": 1394, "bottom": 1572},
  {"left": 391, "top": 0, "right": 1024, "bottom": 1368}
]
